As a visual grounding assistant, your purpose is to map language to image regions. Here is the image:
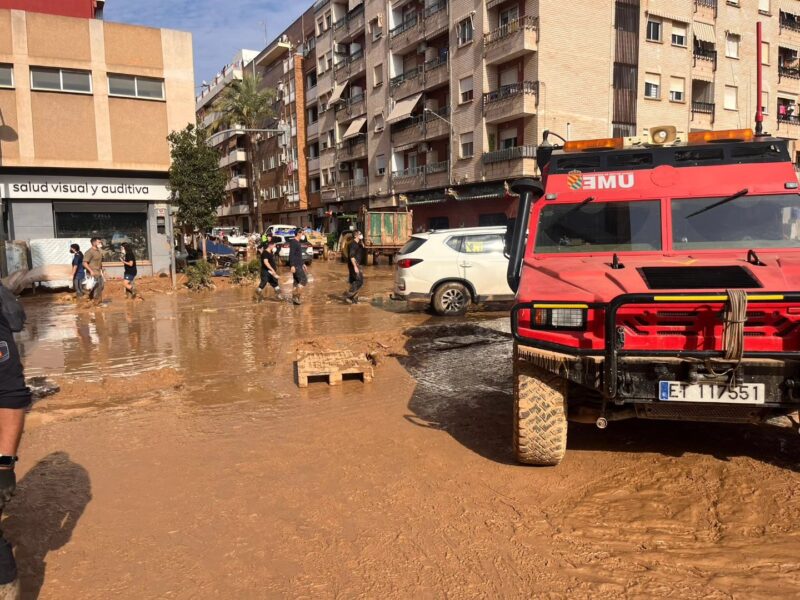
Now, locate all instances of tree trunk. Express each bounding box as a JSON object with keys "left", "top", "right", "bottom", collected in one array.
[{"left": 202, "top": 235, "right": 208, "bottom": 261}]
